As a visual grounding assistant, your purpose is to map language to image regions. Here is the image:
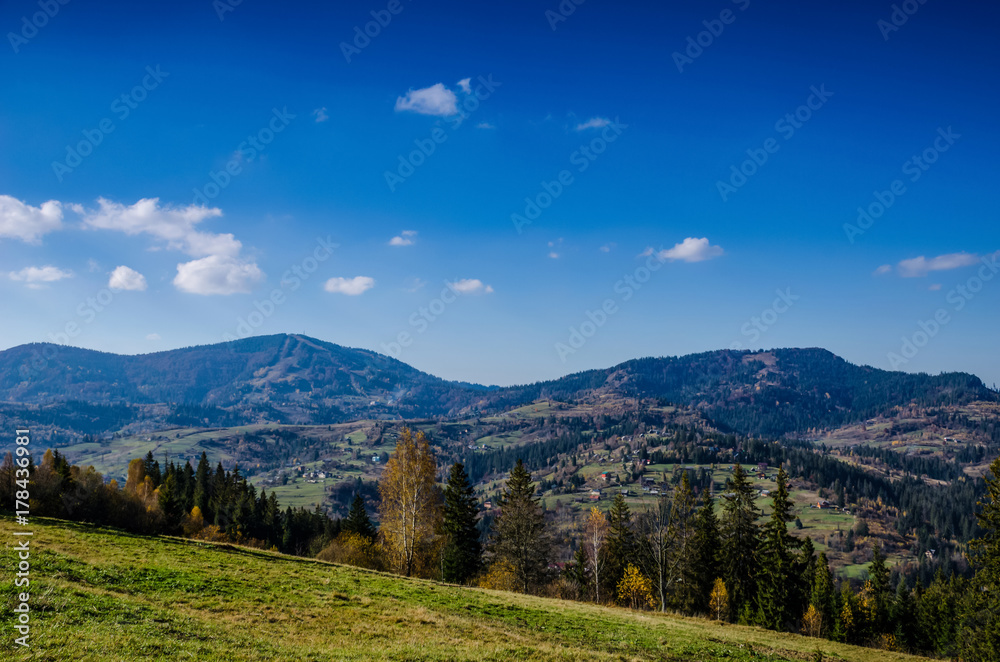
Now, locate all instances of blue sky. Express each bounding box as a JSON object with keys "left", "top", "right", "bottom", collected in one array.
[{"left": 1, "top": 0, "right": 998, "bottom": 387}]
